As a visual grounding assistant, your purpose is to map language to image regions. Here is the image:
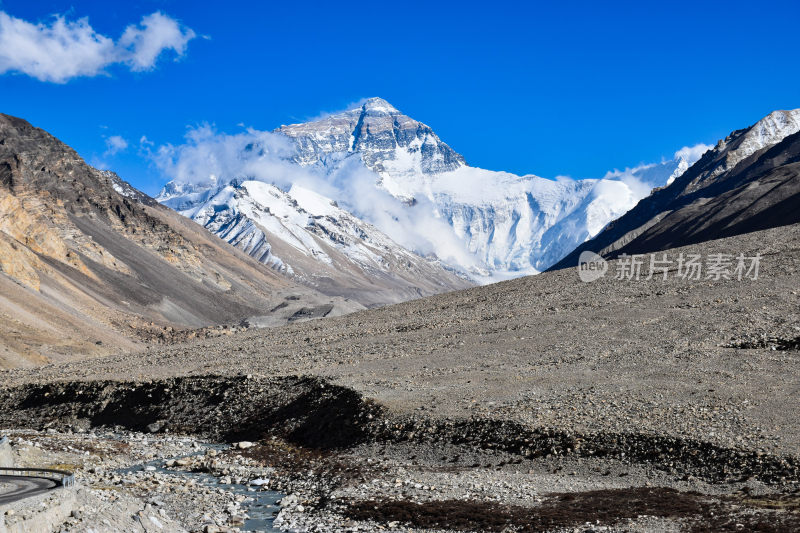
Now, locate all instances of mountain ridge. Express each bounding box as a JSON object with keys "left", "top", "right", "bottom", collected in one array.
[{"left": 550, "top": 108, "right": 800, "bottom": 270}]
